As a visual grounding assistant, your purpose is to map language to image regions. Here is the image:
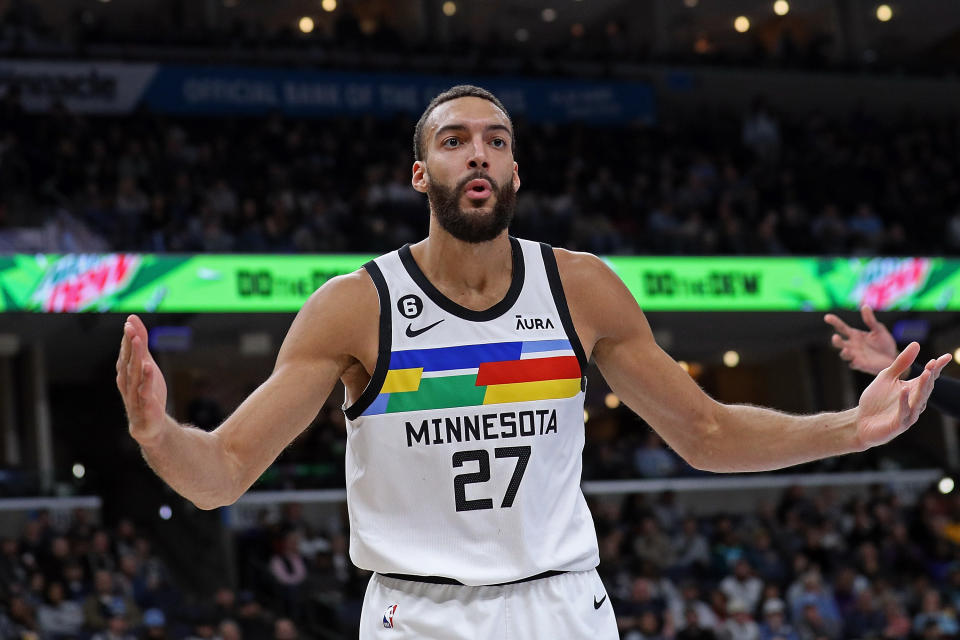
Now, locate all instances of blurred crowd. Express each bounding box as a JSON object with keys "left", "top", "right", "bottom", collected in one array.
[
  {"left": 0, "top": 506, "right": 366, "bottom": 640},
  {"left": 3, "top": 86, "right": 960, "bottom": 257},
  {"left": 7, "top": 481, "right": 960, "bottom": 640},
  {"left": 0, "top": 0, "right": 850, "bottom": 74}
]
